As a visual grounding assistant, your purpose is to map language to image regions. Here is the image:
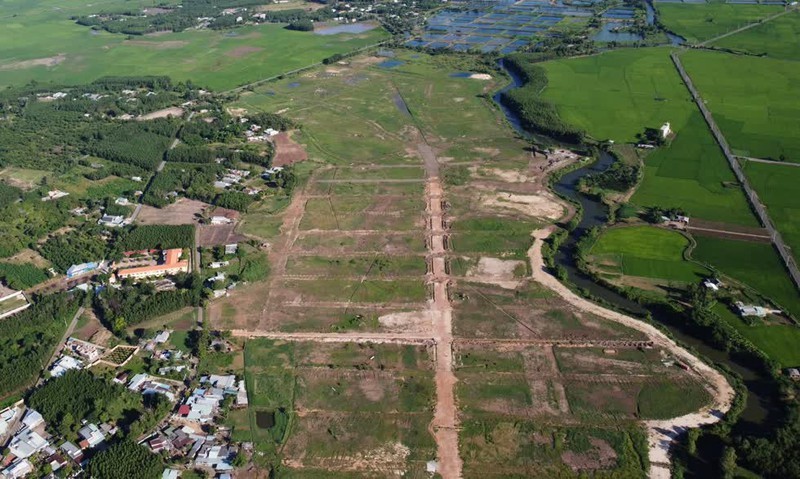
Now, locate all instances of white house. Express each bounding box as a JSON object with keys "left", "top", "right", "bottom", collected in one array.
[{"left": 660, "top": 122, "right": 672, "bottom": 139}]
